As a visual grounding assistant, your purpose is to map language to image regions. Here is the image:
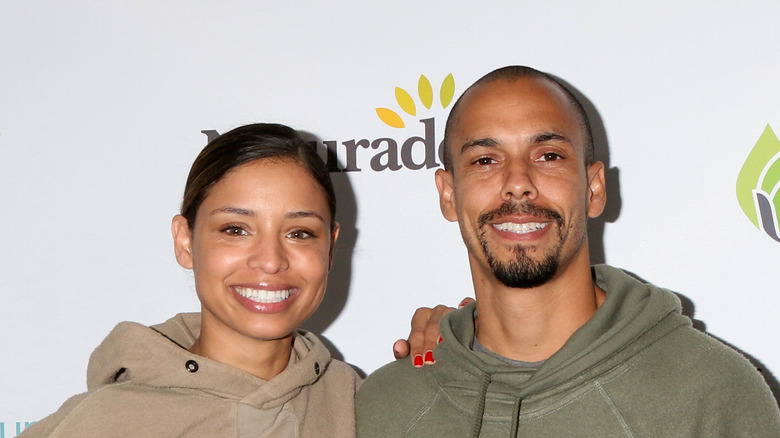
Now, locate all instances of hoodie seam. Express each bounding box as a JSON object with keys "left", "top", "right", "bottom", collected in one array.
[
  {"left": 512, "top": 359, "right": 636, "bottom": 422},
  {"left": 594, "top": 379, "right": 635, "bottom": 437},
  {"left": 404, "top": 391, "right": 441, "bottom": 436},
  {"left": 515, "top": 315, "right": 686, "bottom": 399}
]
